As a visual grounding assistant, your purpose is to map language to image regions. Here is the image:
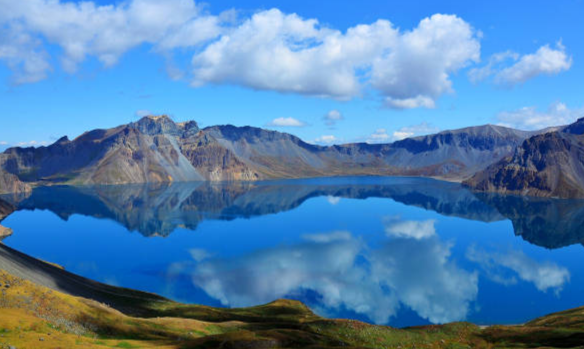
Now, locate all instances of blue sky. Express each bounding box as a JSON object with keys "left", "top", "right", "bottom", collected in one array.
[{"left": 0, "top": 0, "right": 583, "bottom": 149}]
